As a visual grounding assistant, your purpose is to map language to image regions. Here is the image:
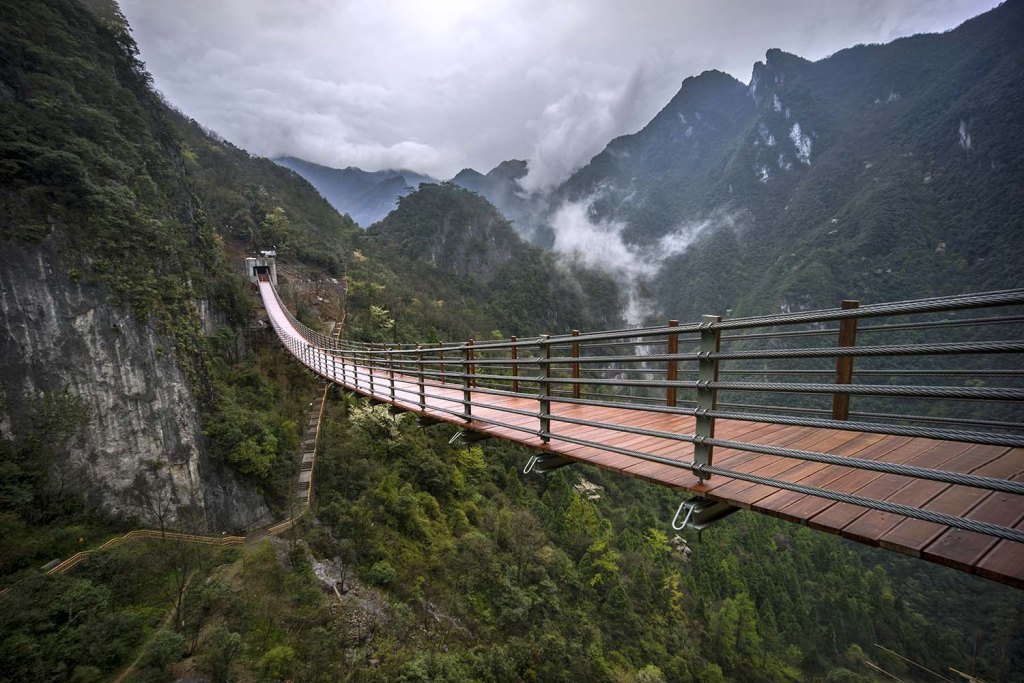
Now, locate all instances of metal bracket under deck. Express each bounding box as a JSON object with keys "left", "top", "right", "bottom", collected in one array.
[
  {"left": 523, "top": 453, "right": 574, "bottom": 475},
  {"left": 671, "top": 496, "right": 739, "bottom": 533},
  {"left": 448, "top": 429, "right": 491, "bottom": 446}
]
